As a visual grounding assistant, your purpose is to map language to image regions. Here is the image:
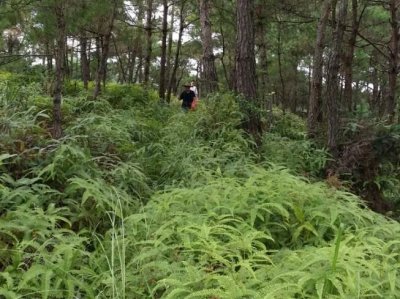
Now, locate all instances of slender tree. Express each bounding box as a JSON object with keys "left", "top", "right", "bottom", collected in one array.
[
  {"left": 158, "top": 0, "right": 169, "bottom": 100},
  {"left": 276, "top": 19, "right": 286, "bottom": 112},
  {"left": 166, "top": 2, "right": 175, "bottom": 90},
  {"left": 52, "top": 0, "right": 66, "bottom": 139},
  {"left": 93, "top": 0, "right": 118, "bottom": 99},
  {"left": 144, "top": 0, "right": 153, "bottom": 85},
  {"left": 235, "top": 0, "right": 262, "bottom": 142},
  {"left": 307, "top": 0, "right": 334, "bottom": 137},
  {"left": 386, "top": 0, "right": 399, "bottom": 123},
  {"left": 167, "top": 1, "right": 186, "bottom": 103},
  {"left": 326, "top": 0, "right": 348, "bottom": 152},
  {"left": 255, "top": 3, "right": 268, "bottom": 104},
  {"left": 199, "top": 0, "right": 218, "bottom": 96},
  {"left": 343, "top": 0, "right": 362, "bottom": 112},
  {"left": 45, "top": 40, "right": 53, "bottom": 73},
  {"left": 127, "top": 0, "right": 144, "bottom": 84},
  {"left": 80, "top": 34, "right": 90, "bottom": 89}
]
